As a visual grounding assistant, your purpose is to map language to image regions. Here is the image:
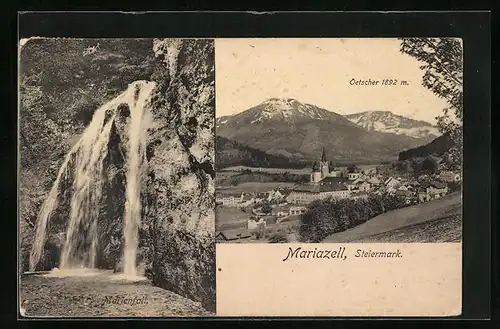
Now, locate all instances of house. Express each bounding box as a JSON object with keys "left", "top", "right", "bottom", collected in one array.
[
  {"left": 384, "top": 177, "right": 400, "bottom": 189},
  {"left": 266, "top": 189, "right": 285, "bottom": 202},
  {"left": 272, "top": 205, "right": 291, "bottom": 217},
  {"left": 387, "top": 187, "right": 398, "bottom": 195},
  {"left": 254, "top": 192, "right": 268, "bottom": 203},
  {"left": 347, "top": 172, "right": 361, "bottom": 180},
  {"left": 418, "top": 182, "right": 449, "bottom": 202},
  {"left": 215, "top": 192, "right": 243, "bottom": 206},
  {"left": 287, "top": 177, "right": 351, "bottom": 204},
  {"left": 239, "top": 193, "right": 255, "bottom": 207},
  {"left": 359, "top": 181, "right": 371, "bottom": 192},
  {"left": 367, "top": 176, "right": 382, "bottom": 186},
  {"left": 362, "top": 167, "right": 377, "bottom": 175},
  {"left": 351, "top": 192, "right": 369, "bottom": 200},
  {"left": 425, "top": 182, "right": 448, "bottom": 196},
  {"left": 216, "top": 229, "right": 252, "bottom": 242},
  {"left": 409, "top": 180, "right": 420, "bottom": 188},
  {"left": 289, "top": 206, "right": 307, "bottom": 215},
  {"left": 439, "top": 171, "right": 461, "bottom": 183}
]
